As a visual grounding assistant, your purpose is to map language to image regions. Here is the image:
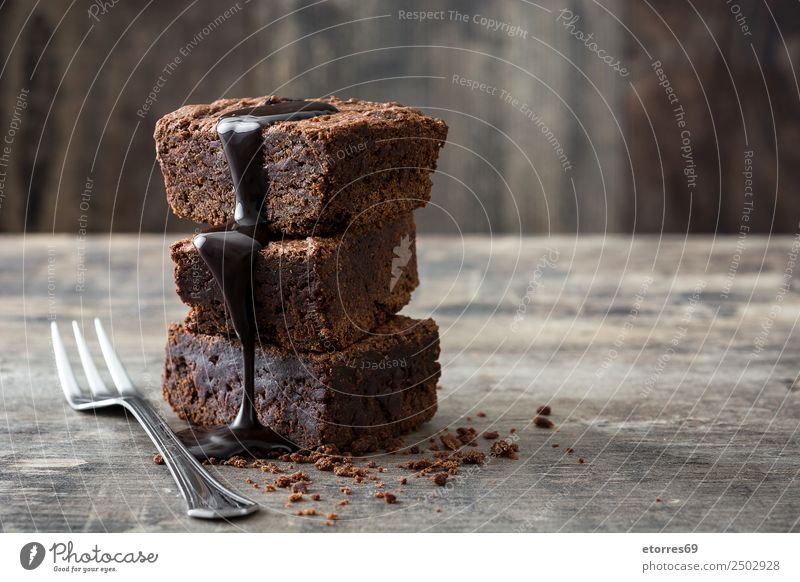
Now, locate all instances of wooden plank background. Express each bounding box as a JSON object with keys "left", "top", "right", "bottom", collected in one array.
[{"left": 0, "top": 0, "right": 798, "bottom": 234}]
